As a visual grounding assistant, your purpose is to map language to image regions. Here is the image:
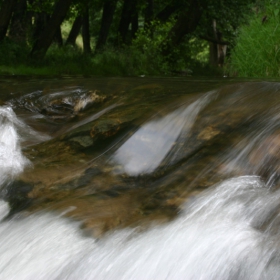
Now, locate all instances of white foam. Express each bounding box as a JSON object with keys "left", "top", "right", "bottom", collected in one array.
[
  {"left": 0, "top": 107, "right": 30, "bottom": 187},
  {"left": 0, "top": 201, "right": 9, "bottom": 220},
  {"left": 0, "top": 176, "right": 280, "bottom": 279}
]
